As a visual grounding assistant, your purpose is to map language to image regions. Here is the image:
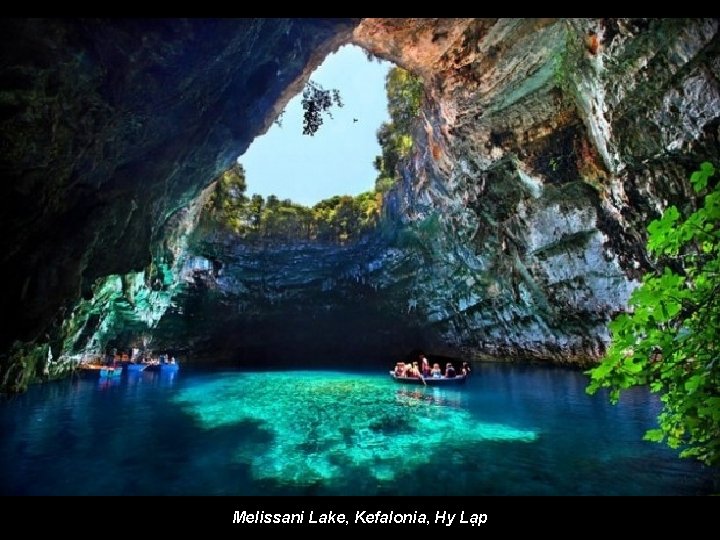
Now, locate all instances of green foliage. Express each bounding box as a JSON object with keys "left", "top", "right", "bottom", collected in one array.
[
  {"left": 301, "top": 81, "right": 343, "bottom": 136},
  {"left": 587, "top": 162, "right": 720, "bottom": 465},
  {"left": 201, "top": 164, "right": 381, "bottom": 245},
  {"left": 375, "top": 176, "right": 396, "bottom": 194},
  {"left": 308, "top": 191, "right": 380, "bottom": 243},
  {"left": 386, "top": 67, "right": 423, "bottom": 132},
  {"left": 552, "top": 40, "right": 570, "bottom": 89},
  {"left": 552, "top": 25, "right": 583, "bottom": 93},
  {"left": 373, "top": 67, "right": 424, "bottom": 193},
  {"left": 201, "top": 164, "right": 249, "bottom": 234},
  {"left": 203, "top": 68, "right": 424, "bottom": 241}
]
